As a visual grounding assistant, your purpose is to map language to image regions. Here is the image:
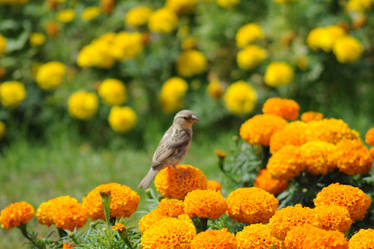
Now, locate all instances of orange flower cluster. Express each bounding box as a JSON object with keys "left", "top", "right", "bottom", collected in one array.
[
  {"left": 226, "top": 187, "right": 278, "bottom": 224},
  {"left": 270, "top": 121, "right": 308, "bottom": 153},
  {"left": 141, "top": 215, "right": 196, "bottom": 249},
  {"left": 300, "top": 111, "right": 324, "bottom": 122},
  {"left": 206, "top": 179, "right": 222, "bottom": 192},
  {"left": 313, "top": 183, "right": 371, "bottom": 221},
  {"left": 0, "top": 201, "right": 34, "bottom": 229},
  {"left": 191, "top": 229, "right": 237, "bottom": 249},
  {"left": 236, "top": 223, "right": 283, "bottom": 249},
  {"left": 184, "top": 189, "right": 227, "bottom": 218},
  {"left": 62, "top": 242, "right": 75, "bottom": 249},
  {"left": 112, "top": 223, "right": 126, "bottom": 232},
  {"left": 139, "top": 210, "right": 165, "bottom": 233},
  {"left": 240, "top": 114, "right": 287, "bottom": 146},
  {"left": 37, "top": 196, "right": 87, "bottom": 231},
  {"left": 349, "top": 228, "right": 374, "bottom": 249},
  {"left": 314, "top": 205, "right": 352, "bottom": 233},
  {"left": 262, "top": 97, "right": 300, "bottom": 120},
  {"left": 154, "top": 165, "right": 207, "bottom": 200},
  {"left": 268, "top": 204, "right": 319, "bottom": 240},
  {"left": 300, "top": 141, "right": 336, "bottom": 175},
  {"left": 82, "top": 183, "right": 139, "bottom": 220},
  {"left": 254, "top": 169, "right": 288, "bottom": 195},
  {"left": 365, "top": 128, "right": 374, "bottom": 146}
]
